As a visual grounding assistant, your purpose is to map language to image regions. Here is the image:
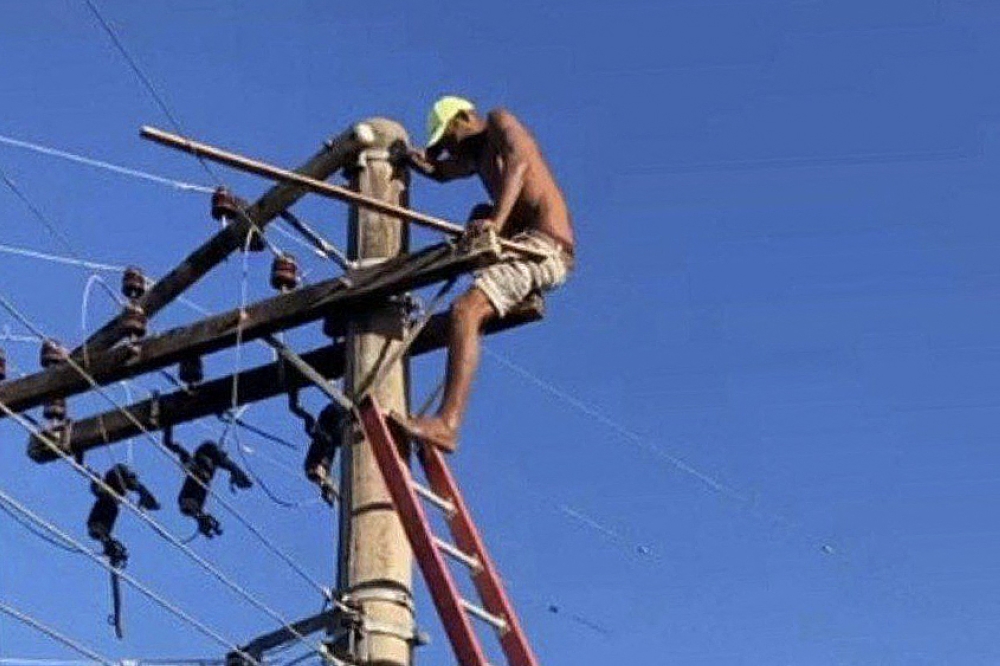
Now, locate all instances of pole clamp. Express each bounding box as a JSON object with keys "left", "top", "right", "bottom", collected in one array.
[
  {"left": 355, "top": 148, "right": 393, "bottom": 170},
  {"left": 342, "top": 587, "right": 414, "bottom": 613},
  {"left": 359, "top": 617, "right": 429, "bottom": 646}
]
